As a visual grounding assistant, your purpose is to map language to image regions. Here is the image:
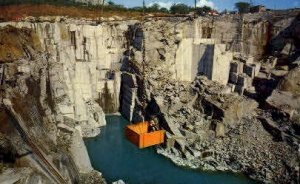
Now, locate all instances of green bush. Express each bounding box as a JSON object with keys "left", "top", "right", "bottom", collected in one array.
[
  {"left": 235, "top": 2, "right": 251, "bottom": 13},
  {"left": 170, "top": 3, "right": 191, "bottom": 14},
  {"left": 195, "top": 6, "right": 212, "bottom": 15},
  {"left": 4, "top": 0, "right": 225, "bottom": 15}
]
